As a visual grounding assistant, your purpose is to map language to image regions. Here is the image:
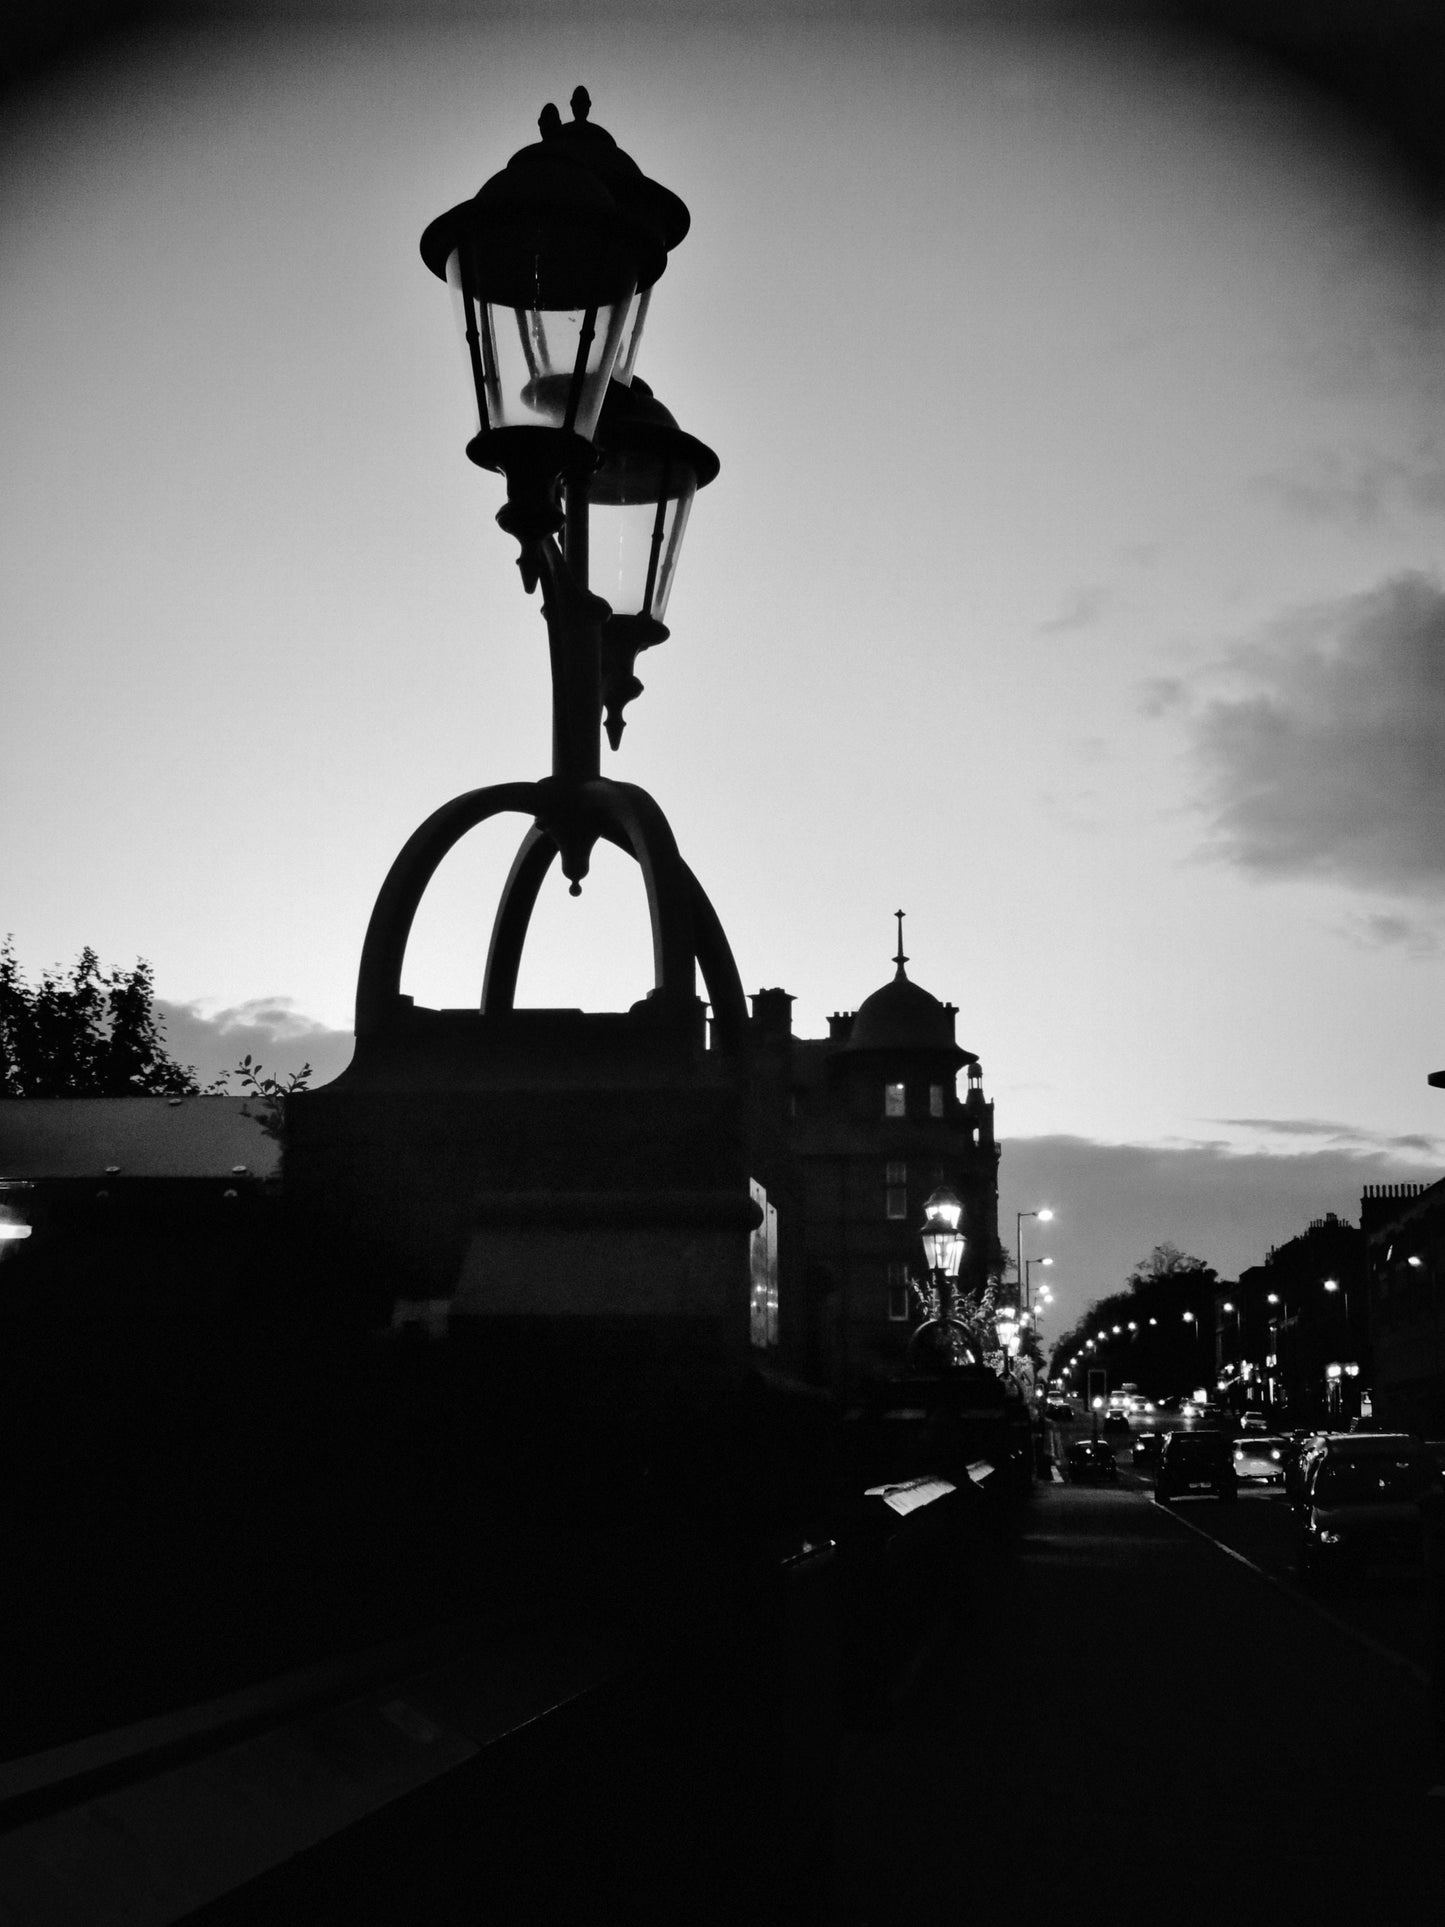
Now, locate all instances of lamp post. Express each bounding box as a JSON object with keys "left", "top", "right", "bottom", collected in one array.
[
  {"left": 1016, "top": 1206, "right": 1053, "bottom": 1309},
  {"left": 354, "top": 86, "right": 741, "bottom": 1052},
  {"left": 1323, "top": 1277, "right": 1351, "bottom": 1322},
  {"left": 910, "top": 1184, "right": 969, "bottom": 1368},
  {"left": 1024, "top": 1255, "right": 1052, "bottom": 1311}
]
